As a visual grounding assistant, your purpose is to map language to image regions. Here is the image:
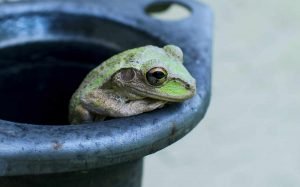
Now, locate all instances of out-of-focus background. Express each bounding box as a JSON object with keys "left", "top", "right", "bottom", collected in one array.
[{"left": 144, "top": 0, "right": 300, "bottom": 187}]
